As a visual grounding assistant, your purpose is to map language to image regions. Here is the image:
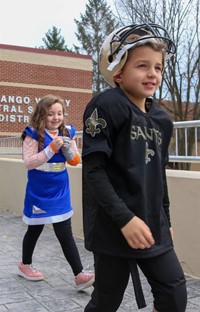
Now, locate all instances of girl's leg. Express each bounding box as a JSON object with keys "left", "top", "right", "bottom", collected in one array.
[
  {"left": 22, "top": 224, "right": 44, "bottom": 264},
  {"left": 18, "top": 224, "right": 44, "bottom": 281},
  {"left": 53, "top": 219, "right": 94, "bottom": 291},
  {"left": 138, "top": 249, "right": 187, "bottom": 312},
  {"left": 85, "top": 254, "right": 130, "bottom": 312},
  {"left": 53, "top": 219, "right": 83, "bottom": 275}
]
